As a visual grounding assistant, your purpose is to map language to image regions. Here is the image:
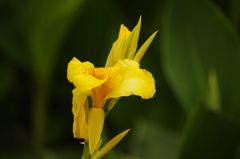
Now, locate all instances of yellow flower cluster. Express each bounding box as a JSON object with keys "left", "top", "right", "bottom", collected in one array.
[{"left": 67, "top": 17, "right": 157, "bottom": 158}]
